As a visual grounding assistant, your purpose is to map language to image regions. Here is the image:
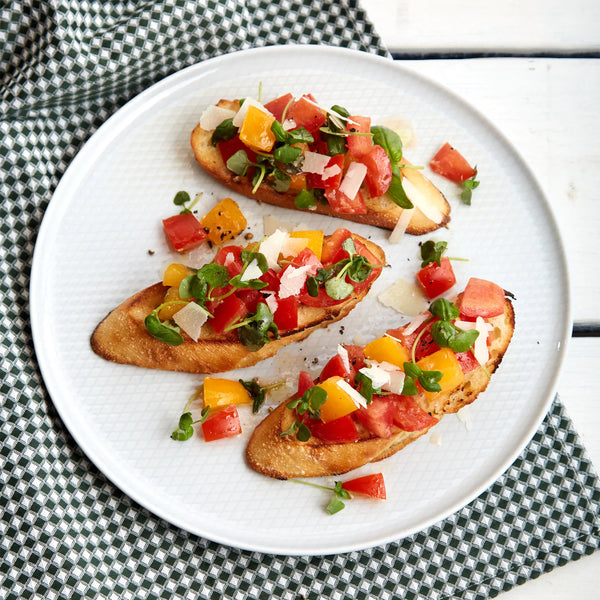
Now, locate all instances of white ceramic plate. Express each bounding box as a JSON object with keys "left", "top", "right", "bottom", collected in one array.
[{"left": 30, "top": 45, "right": 570, "bottom": 555}]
